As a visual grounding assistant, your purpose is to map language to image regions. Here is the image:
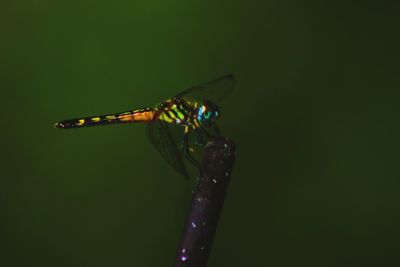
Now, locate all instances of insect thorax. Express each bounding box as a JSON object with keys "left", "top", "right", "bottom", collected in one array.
[{"left": 157, "top": 98, "right": 199, "bottom": 127}]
